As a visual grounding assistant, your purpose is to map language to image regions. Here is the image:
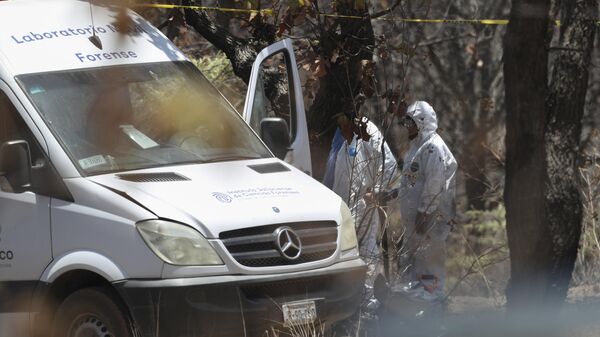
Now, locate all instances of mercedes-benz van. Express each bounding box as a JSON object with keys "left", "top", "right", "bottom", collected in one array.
[{"left": 0, "top": 1, "right": 366, "bottom": 336}]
